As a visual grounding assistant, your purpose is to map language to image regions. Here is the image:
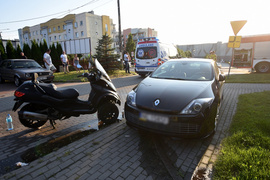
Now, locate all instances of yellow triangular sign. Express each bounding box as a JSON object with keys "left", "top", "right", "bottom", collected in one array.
[{"left": 230, "top": 20, "right": 247, "bottom": 36}]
